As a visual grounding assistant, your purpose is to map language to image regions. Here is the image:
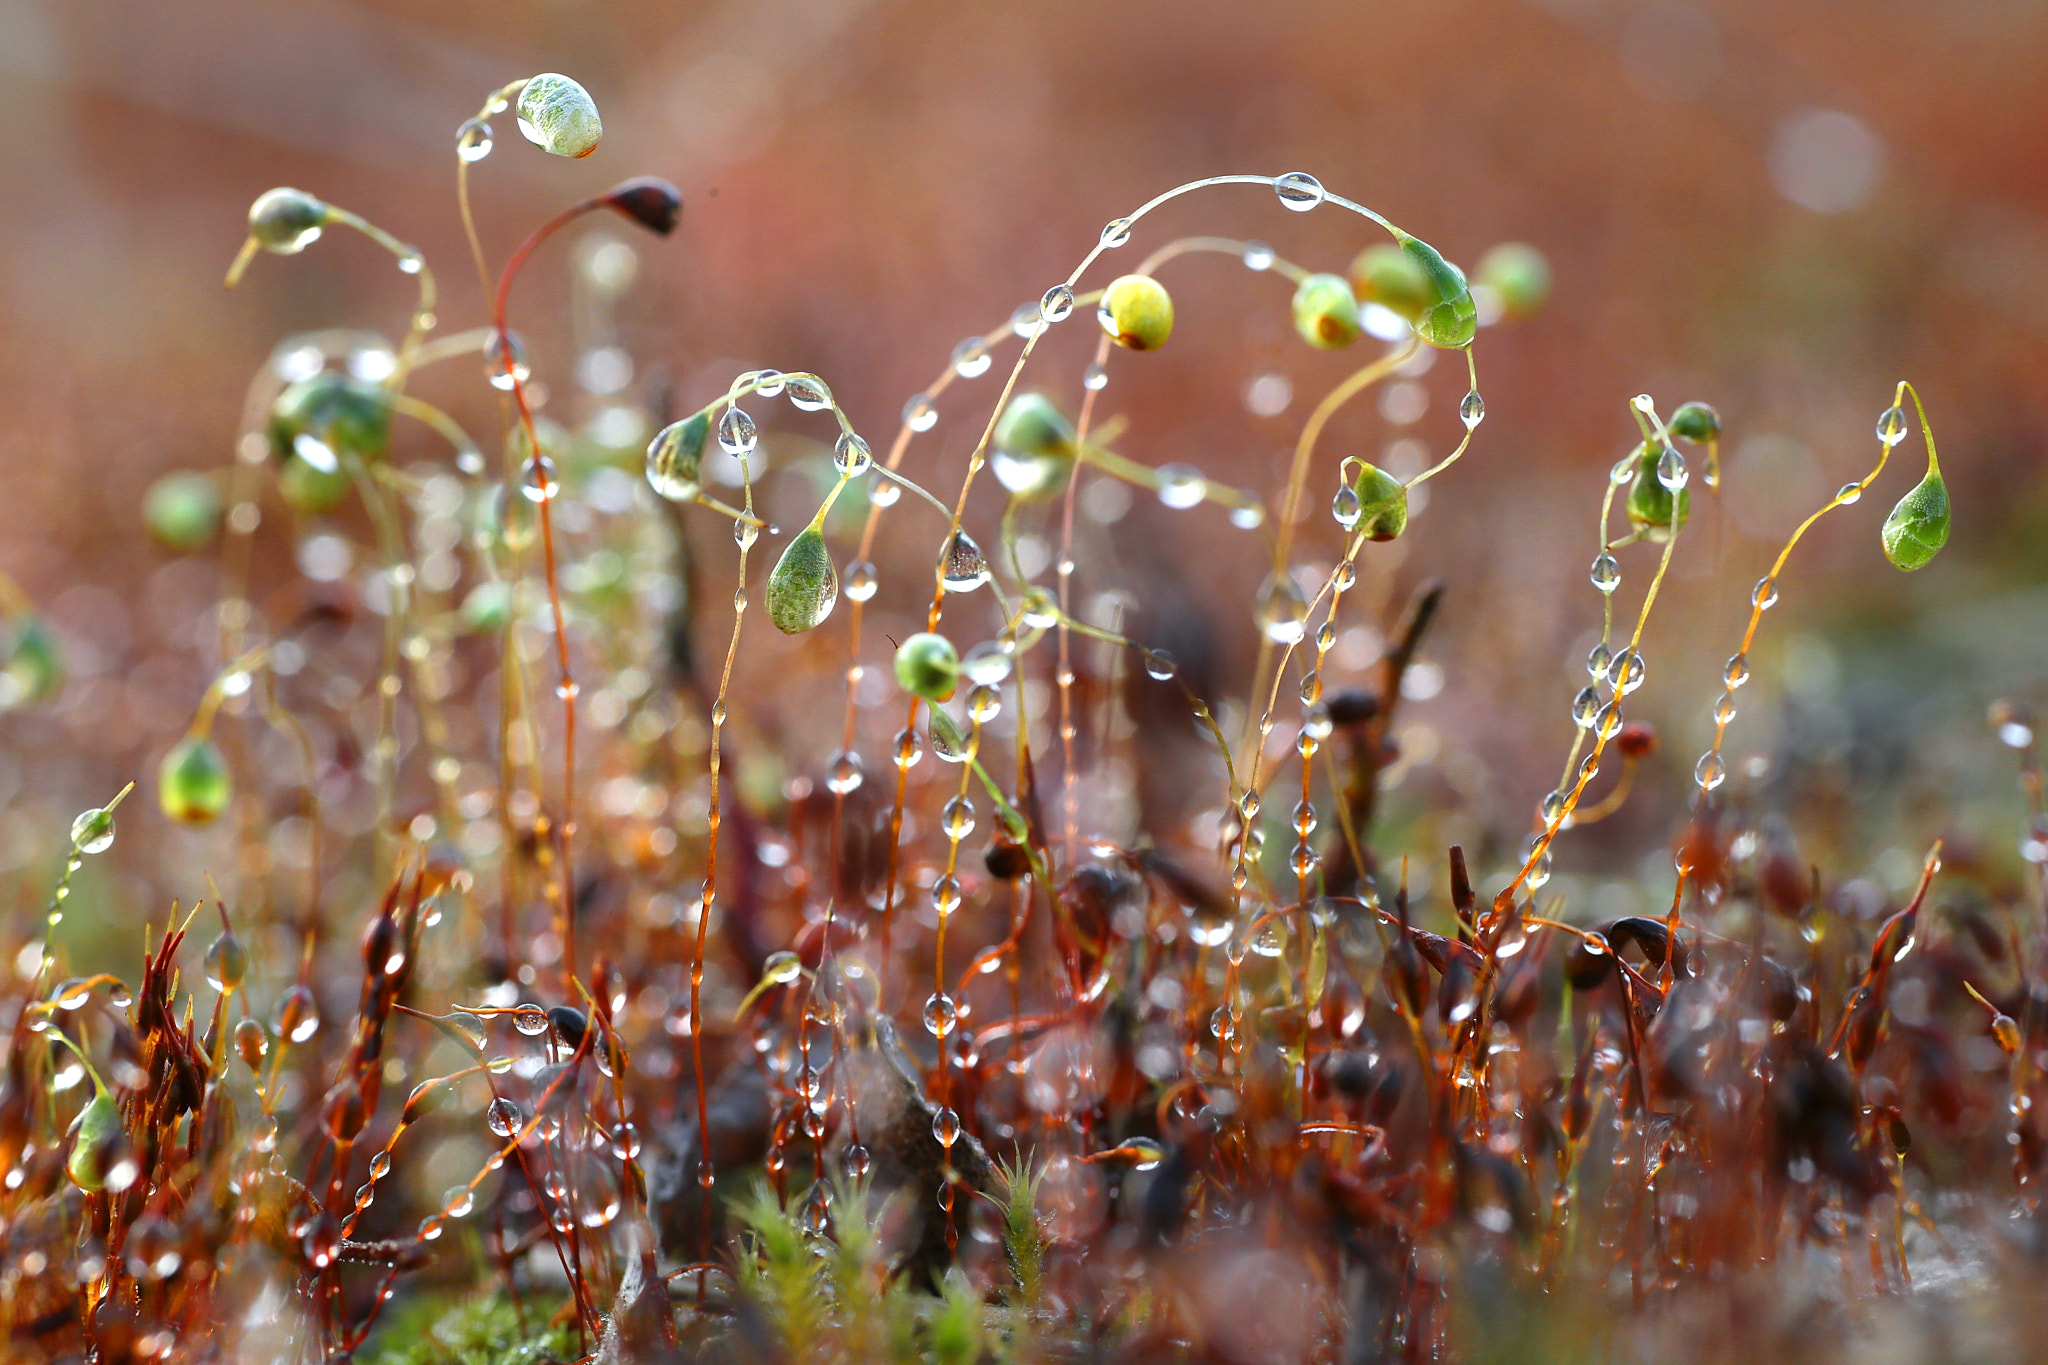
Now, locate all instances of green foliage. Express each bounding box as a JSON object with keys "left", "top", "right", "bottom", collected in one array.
[{"left": 357, "top": 1292, "right": 576, "bottom": 1365}]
